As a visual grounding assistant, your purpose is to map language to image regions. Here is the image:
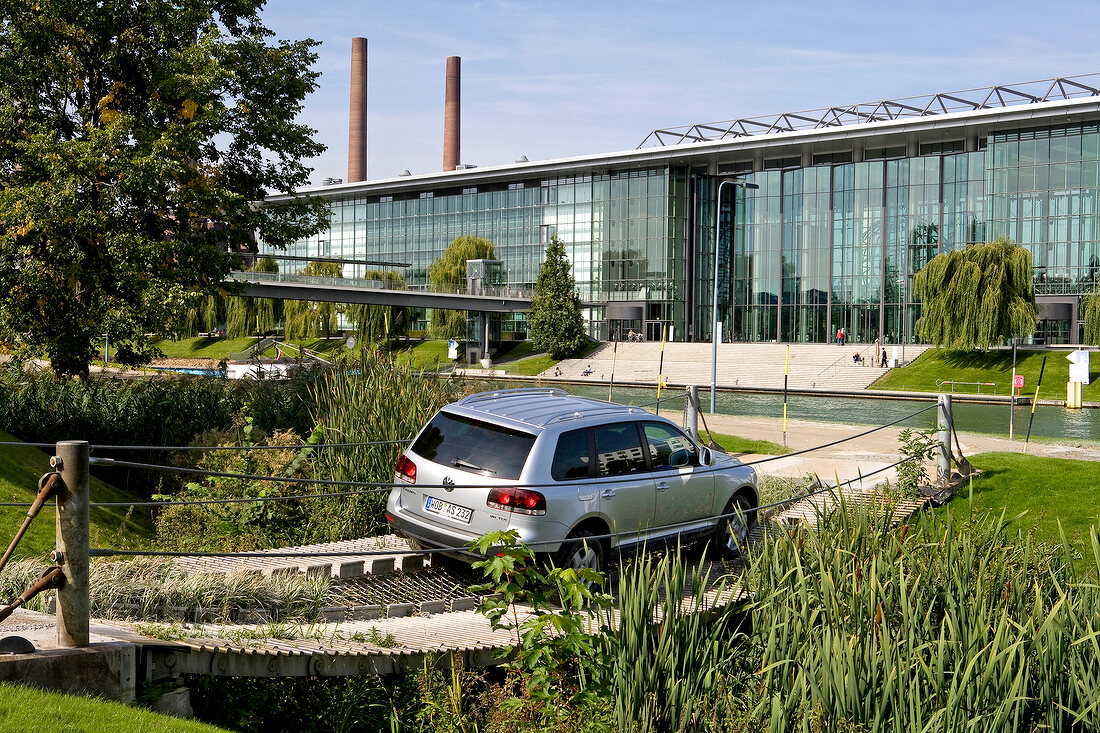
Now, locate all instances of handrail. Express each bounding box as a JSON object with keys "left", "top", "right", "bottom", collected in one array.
[
  {"left": 936, "top": 379, "right": 996, "bottom": 395},
  {"left": 815, "top": 343, "right": 877, "bottom": 384}
]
